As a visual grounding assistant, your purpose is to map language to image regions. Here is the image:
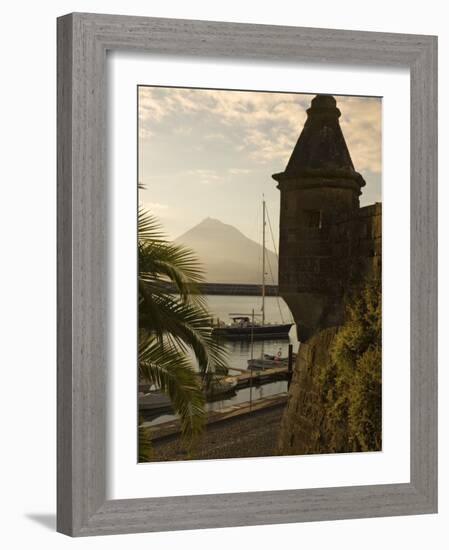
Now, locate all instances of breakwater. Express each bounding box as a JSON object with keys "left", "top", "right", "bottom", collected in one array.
[{"left": 161, "top": 282, "right": 279, "bottom": 296}]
